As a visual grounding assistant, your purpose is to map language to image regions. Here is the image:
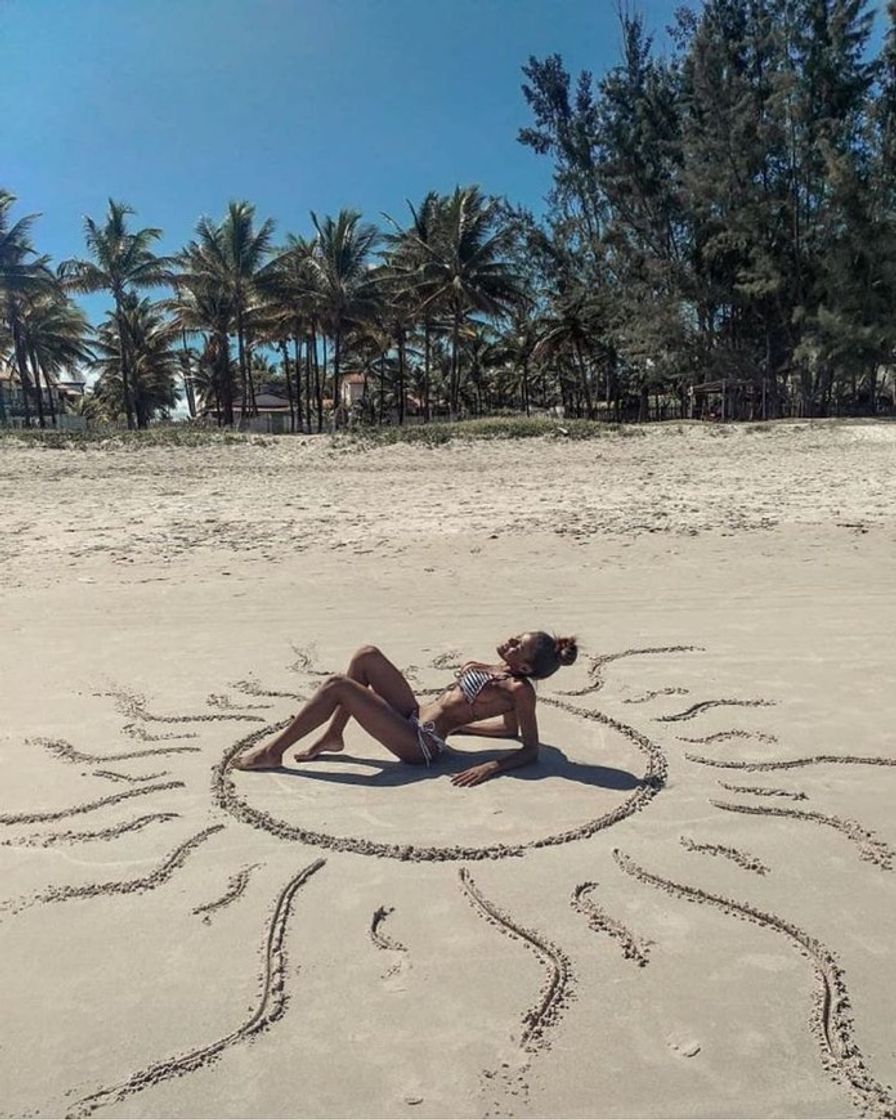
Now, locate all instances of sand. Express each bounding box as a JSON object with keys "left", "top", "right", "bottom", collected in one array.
[{"left": 0, "top": 419, "right": 894, "bottom": 1119}]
